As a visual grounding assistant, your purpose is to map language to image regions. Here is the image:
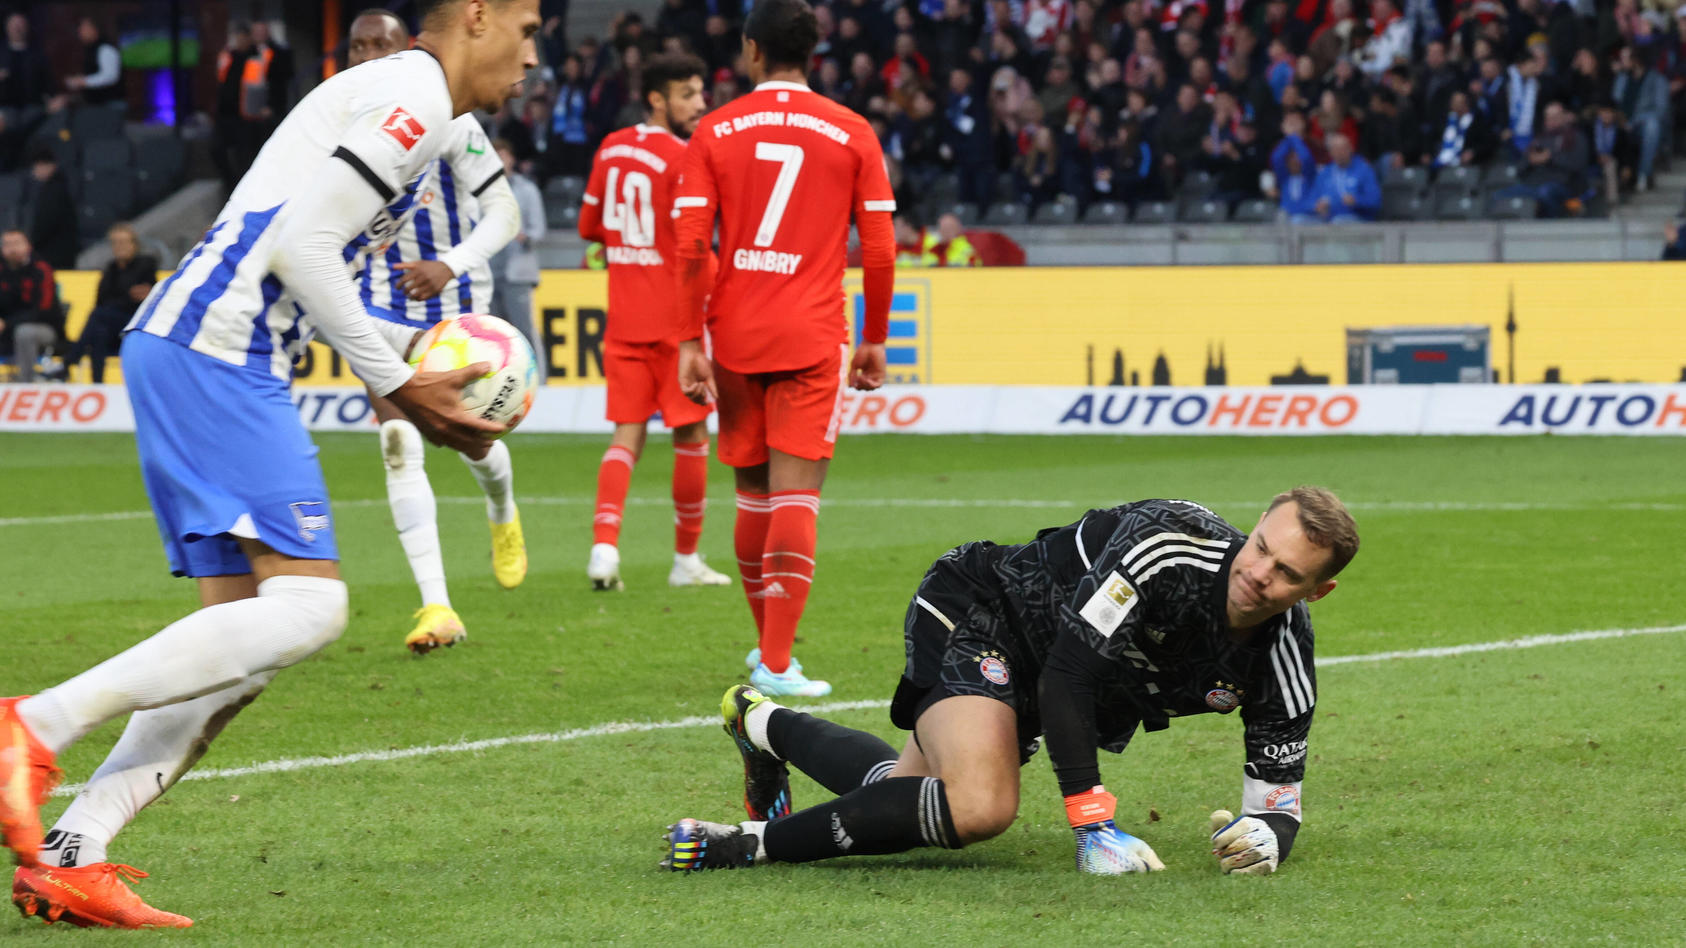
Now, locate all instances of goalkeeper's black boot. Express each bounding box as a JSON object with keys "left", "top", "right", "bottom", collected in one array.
[
  {"left": 721, "top": 685, "right": 792, "bottom": 821},
  {"left": 662, "top": 819, "right": 760, "bottom": 871}
]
